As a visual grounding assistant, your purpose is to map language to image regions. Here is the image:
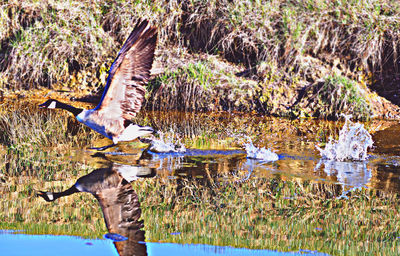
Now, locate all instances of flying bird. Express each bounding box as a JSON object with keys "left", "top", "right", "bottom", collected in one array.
[{"left": 39, "top": 20, "right": 157, "bottom": 150}]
